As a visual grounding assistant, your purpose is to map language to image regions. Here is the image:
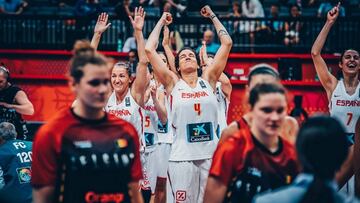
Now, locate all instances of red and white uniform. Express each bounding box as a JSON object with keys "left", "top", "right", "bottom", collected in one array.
[
  {"left": 329, "top": 79, "right": 360, "bottom": 195},
  {"left": 141, "top": 95, "right": 159, "bottom": 193},
  {"left": 329, "top": 79, "right": 360, "bottom": 136},
  {"left": 168, "top": 78, "right": 218, "bottom": 203},
  {"left": 105, "top": 89, "right": 144, "bottom": 142},
  {"left": 215, "top": 82, "right": 230, "bottom": 136}
]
